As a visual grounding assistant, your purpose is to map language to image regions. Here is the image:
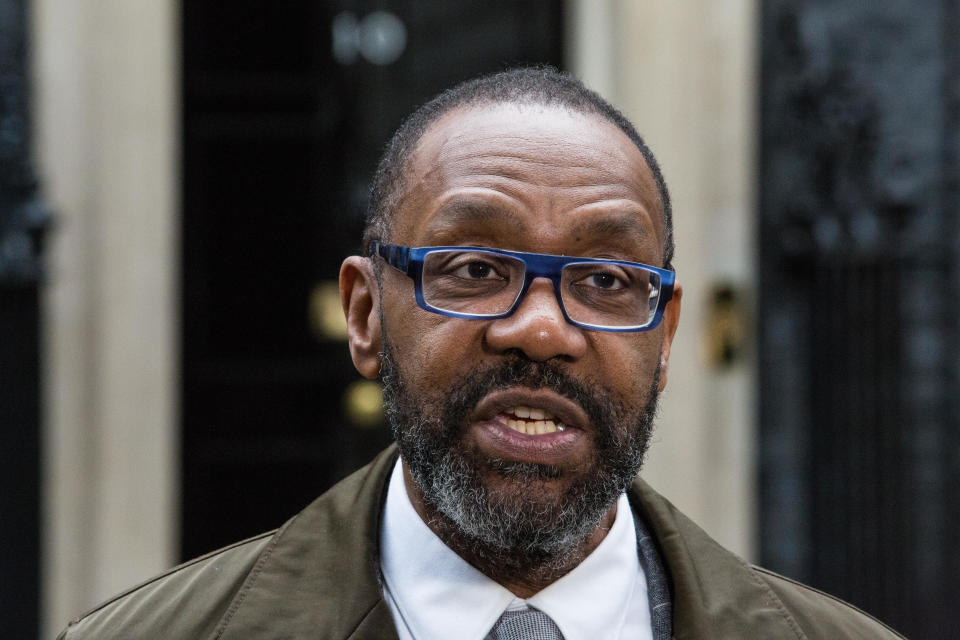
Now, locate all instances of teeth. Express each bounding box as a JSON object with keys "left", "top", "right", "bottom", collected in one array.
[
  {"left": 505, "top": 405, "right": 555, "bottom": 421},
  {"left": 503, "top": 415, "right": 567, "bottom": 435}
]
